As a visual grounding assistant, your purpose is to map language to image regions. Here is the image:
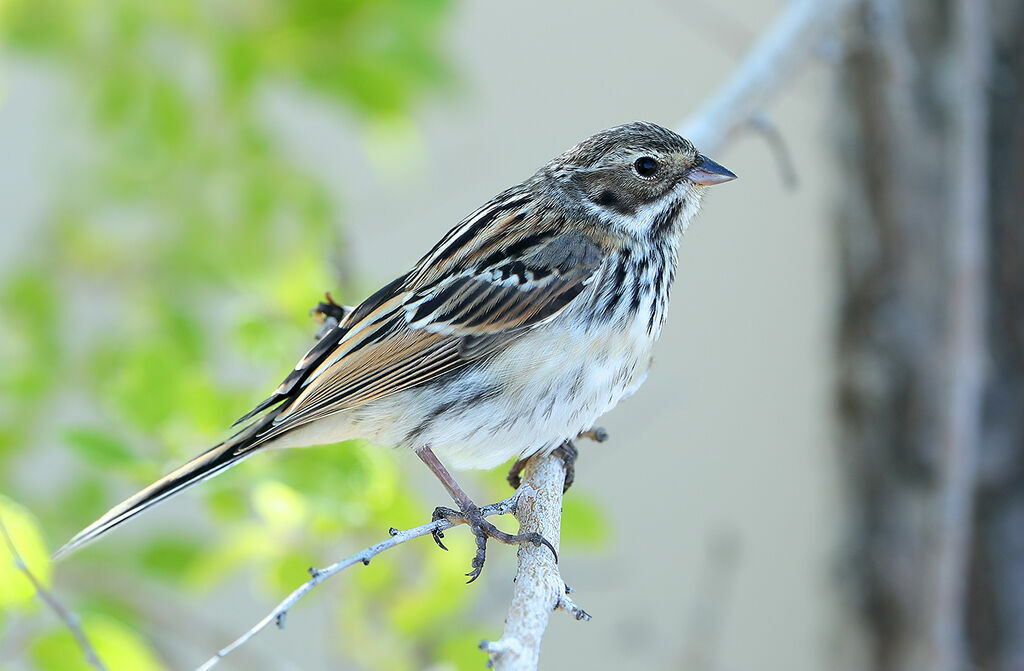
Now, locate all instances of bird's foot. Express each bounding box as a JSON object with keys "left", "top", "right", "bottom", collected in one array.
[
  {"left": 577, "top": 426, "right": 609, "bottom": 443},
  {"left": 430, "top": 503, "right": 556, "bottom": 583},
  {"left": 310, "top": 292, "right": 353, "bottom": 339},
  {"left": 506, "top": 425, "right": 606, "bottom": 493}
]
